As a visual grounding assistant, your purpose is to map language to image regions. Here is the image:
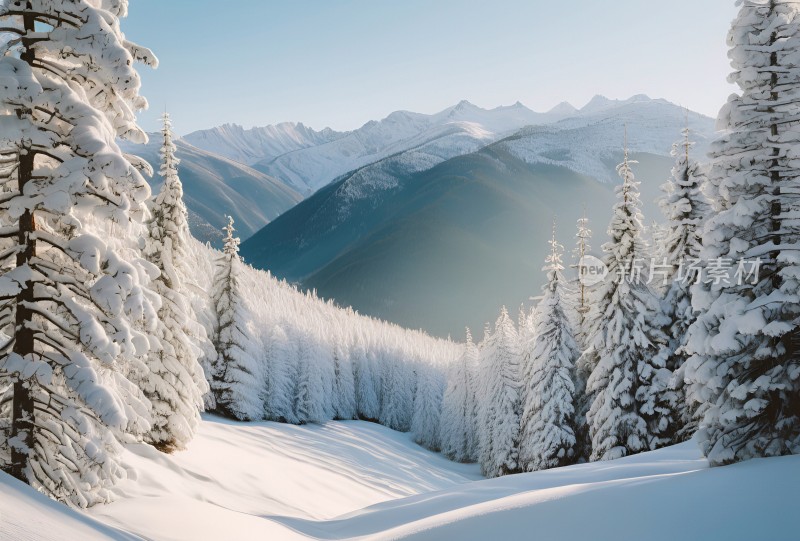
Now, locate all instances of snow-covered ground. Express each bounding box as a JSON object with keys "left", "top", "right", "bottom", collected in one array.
[{"left": 1, "top": 416, "right": 797, "bottom": 541}]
